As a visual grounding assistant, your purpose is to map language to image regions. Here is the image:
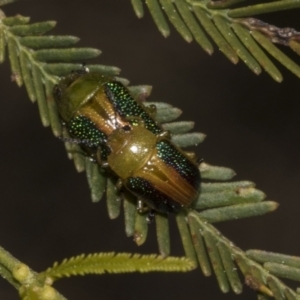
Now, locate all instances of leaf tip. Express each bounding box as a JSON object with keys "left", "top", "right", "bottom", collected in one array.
[
  {"left": 136, "top": 12, "right": 144, "bottom": 19},
  {"left": 162, "top": 31, "right": 170, "bottom": 38},
  {"left": 206, "top": 48, "right": 214, "bottom": 56},
  {"left": 269, "top": 201, "right": 279, "bottom": 211},
  {"left": 274, "top": 75, "right": 283, "bottom": 83}
]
